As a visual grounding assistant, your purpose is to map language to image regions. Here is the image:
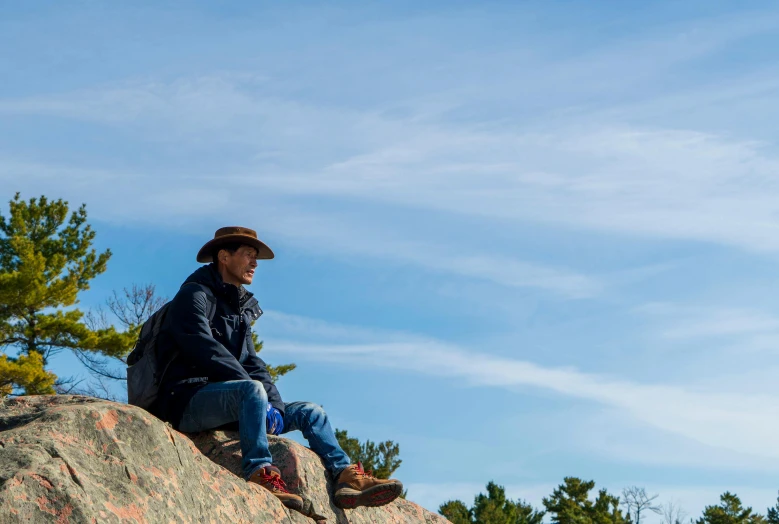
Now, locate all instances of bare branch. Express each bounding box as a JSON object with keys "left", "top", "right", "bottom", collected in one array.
[
  {"left": 57, "top": 283, "right": 164, "bottom": 391},
  {"left": 621, "top": 486, "right": 661, "bottom": 524},
  {"left": 107, "top": 284, "right": 166, "bottom": 329},
  {"left": 42, "top": 344, "right": 64, "bottom": 363},
  {"left": 51, "top": 370, "right": 121, "bottom": 401},
  {"left": 54, "top": 375, "right": 86, "bottom": 395},
  {"left": 70, "top": 377, "right": 122, "bottom": 402},
  {"left": 72, "top": 348, "right": 127, "bottom": 381},
  {"left": 660, "top": 501, "right": 687, "bottom": 524},
  {"left": 83, "top": 307, "right": 111, "bottom": 331}
]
